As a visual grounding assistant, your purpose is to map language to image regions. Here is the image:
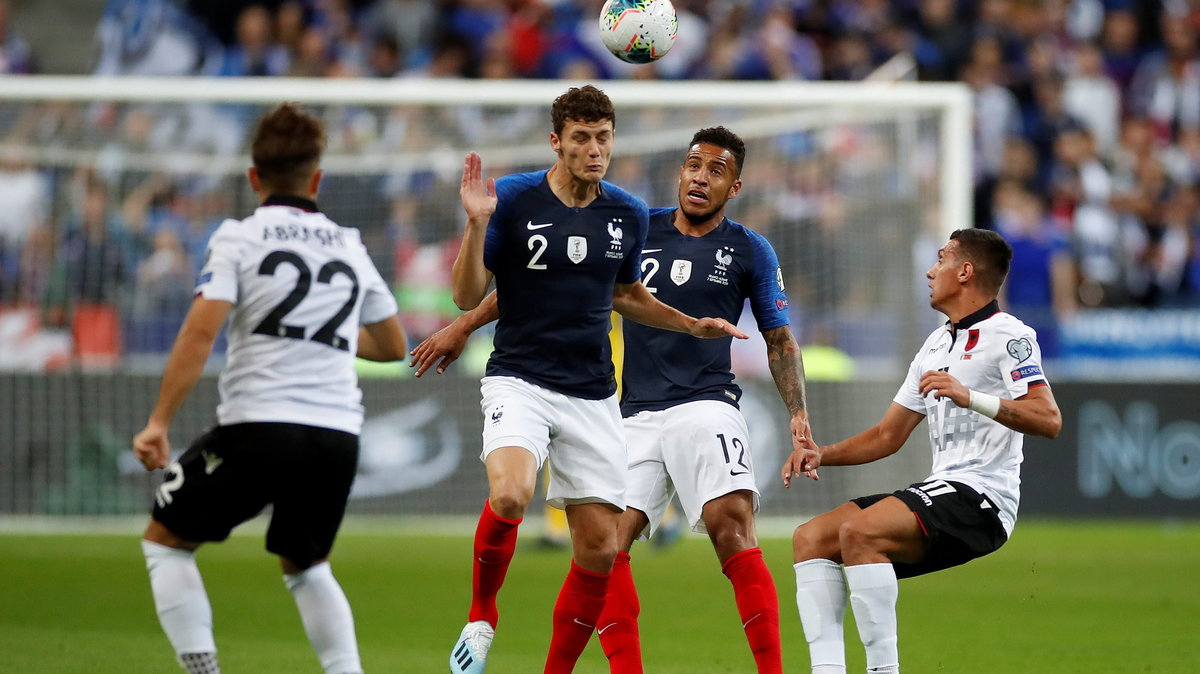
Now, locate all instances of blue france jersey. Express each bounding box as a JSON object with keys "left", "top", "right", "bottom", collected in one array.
[
  {"left": 484, "top": 170, "right": 648, "bottom": 399},
  {"left": 621, "top": 208, "right": 790, "bottom": 416}
]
